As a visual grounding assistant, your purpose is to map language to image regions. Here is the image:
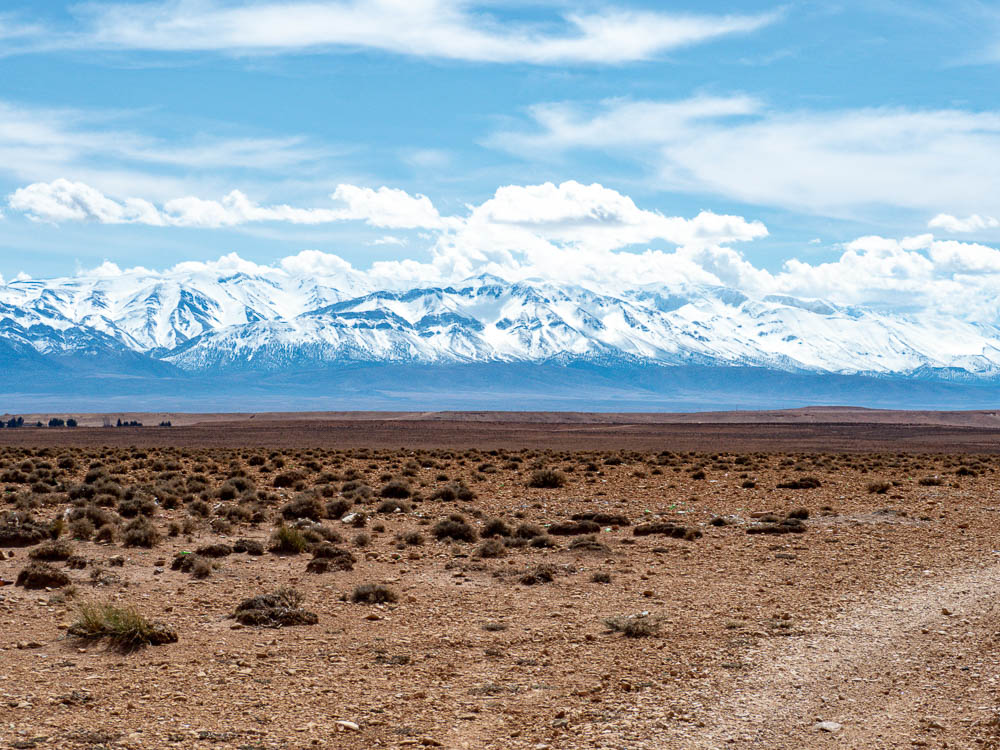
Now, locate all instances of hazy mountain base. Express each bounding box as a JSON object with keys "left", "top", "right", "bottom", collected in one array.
[{"left": 3, "top": 359, "right": 999, "bottom": 412}]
